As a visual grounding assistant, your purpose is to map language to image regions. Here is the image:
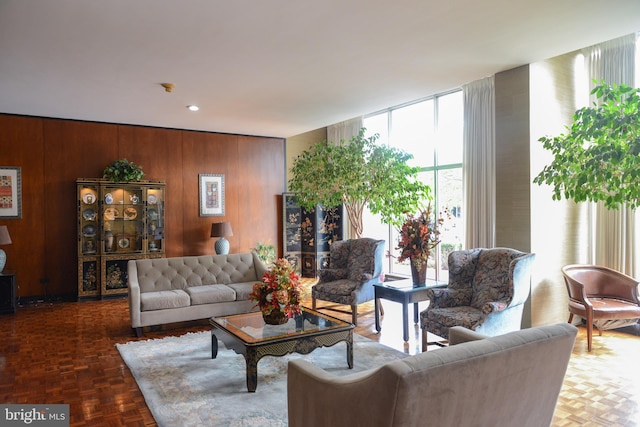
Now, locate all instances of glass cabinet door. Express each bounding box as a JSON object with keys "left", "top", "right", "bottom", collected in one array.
[
  {"left": 78, "top": 183, "right": 99, "bottom": 256},
  {"left": 101, "top": 185, "right": 144, "bottom": 254},
  {"left": 146, "top": 185, "right": 164, "bottom": 253}
]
